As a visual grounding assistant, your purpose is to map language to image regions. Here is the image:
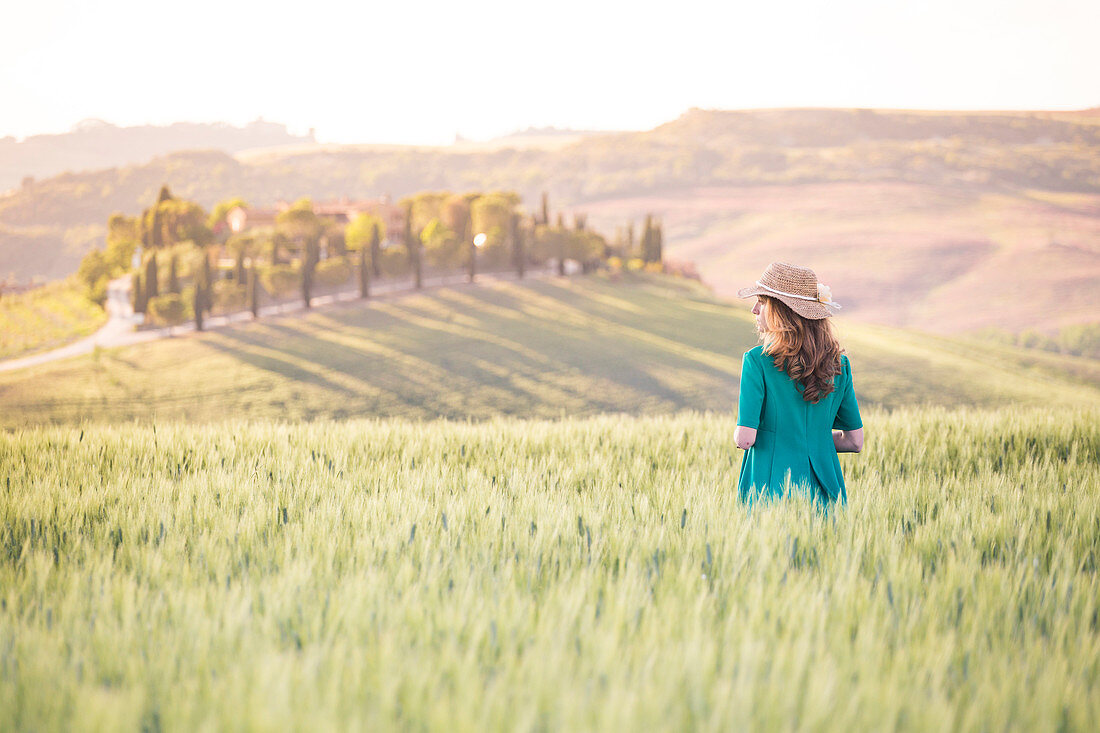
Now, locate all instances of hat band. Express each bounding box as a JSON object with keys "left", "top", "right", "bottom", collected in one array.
[{"left": 755, "top": 281, "right": 842, "bottom": 310}]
